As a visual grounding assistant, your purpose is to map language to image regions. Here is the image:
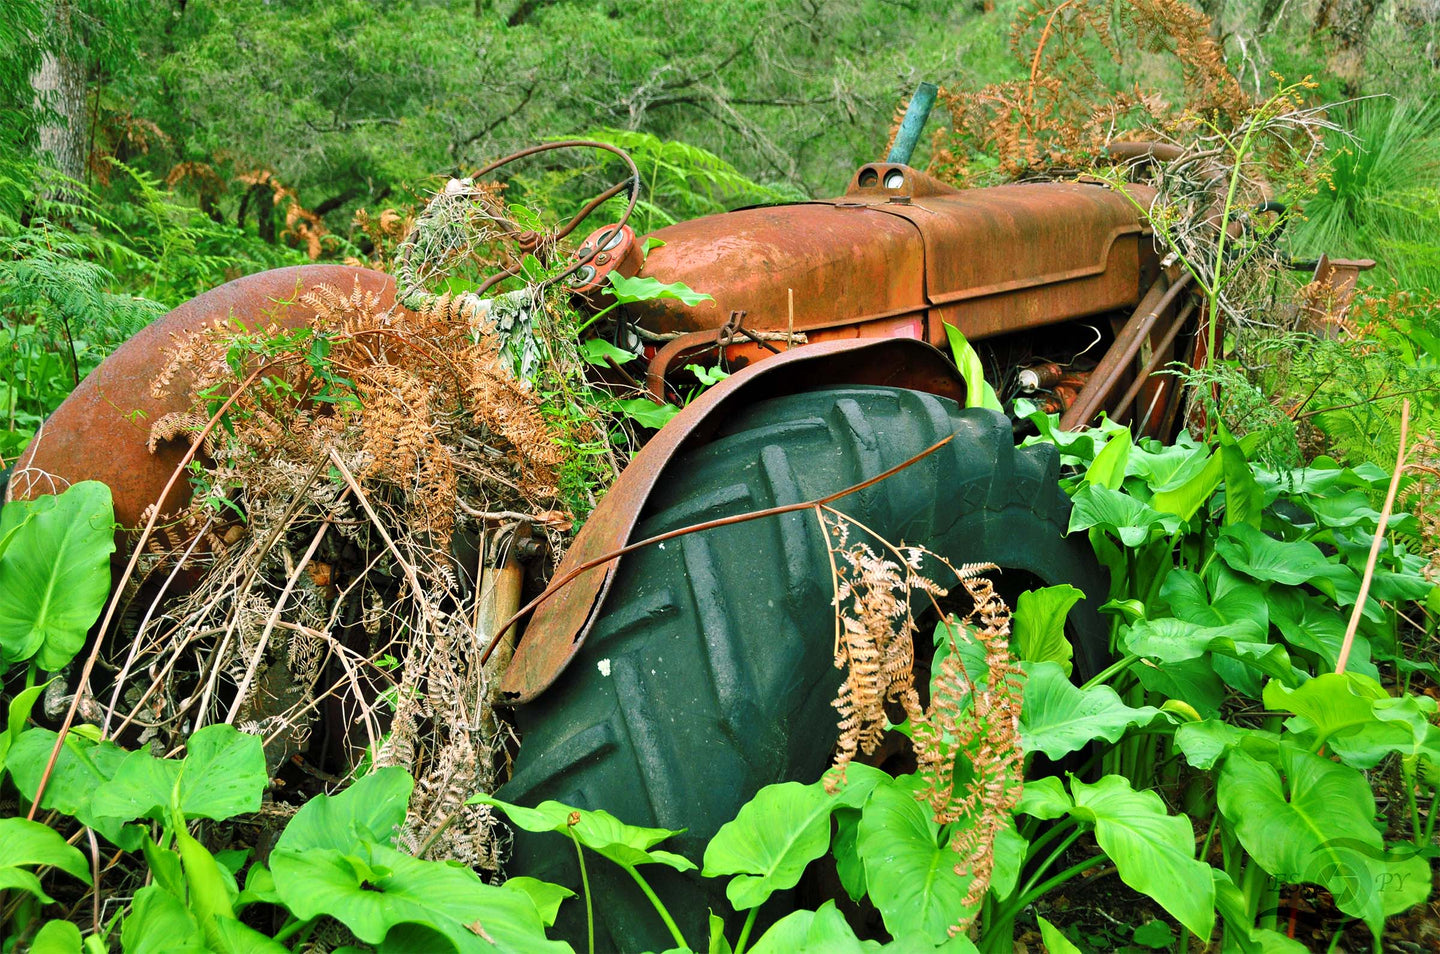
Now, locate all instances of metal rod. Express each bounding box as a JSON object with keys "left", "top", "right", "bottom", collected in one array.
[
  {"left": 1059, "top": 272, "right": 1194, "bottom": 430},
  {"left": 886, "top": 82, "right": 939, "bottom": 165},
  {"left": 1112, "top": 299, "right": 1199, "bottom": 422}
]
